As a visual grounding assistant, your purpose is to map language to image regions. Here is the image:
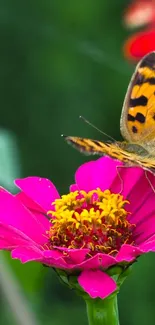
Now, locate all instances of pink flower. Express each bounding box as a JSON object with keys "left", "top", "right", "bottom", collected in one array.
[{"left": 1, "top": 157, "right": 155, "bottom": 299}]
